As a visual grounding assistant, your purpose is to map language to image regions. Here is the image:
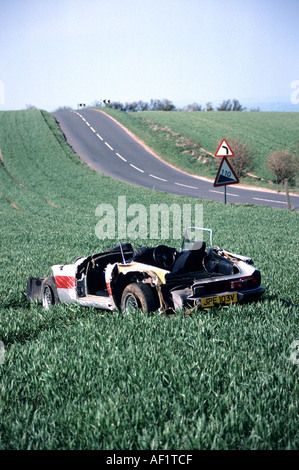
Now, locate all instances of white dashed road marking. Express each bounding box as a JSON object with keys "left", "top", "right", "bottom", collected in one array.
[
  {"left": 209, "top": 189, "right": 222, "bottom": 194},
  {"left": 253, "top": 197, "right": 285, "bottom": 204},
  {"left": 149, "top": 174, "right": 167, "bottom": 182},
  {"left": 104, "top": 142, "right": 114, "bottom": 151},
  {"left": 130, "top": 164, "right": 144, "bottom": 173},
  {"left": 209, "top": 189, "right": 238, "bottom": 197},
  {"left": 116, "top": 153, "right": 127, "bottom": 162},
  {"left": 175, "top": 182, "right": 198, "bottom": 190}
]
